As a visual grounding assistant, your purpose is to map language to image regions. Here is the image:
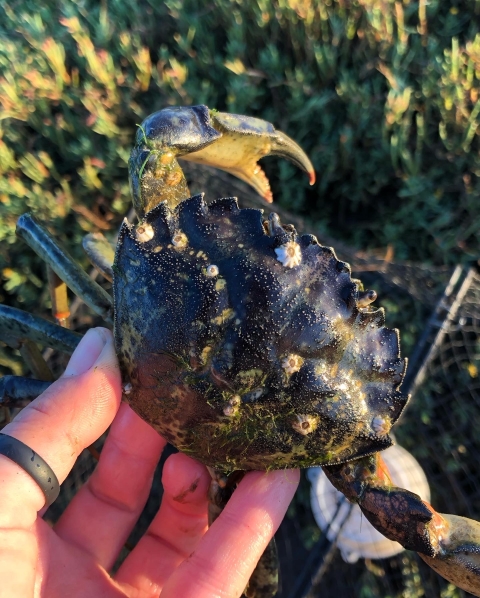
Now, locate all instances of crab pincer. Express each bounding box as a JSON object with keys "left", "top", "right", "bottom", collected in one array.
[
  {"left": 128, "top": 104, "right": 315, "bottom": 215},
  {"left": 324, "top": 453, "right": 480, "bottom": 596}
]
